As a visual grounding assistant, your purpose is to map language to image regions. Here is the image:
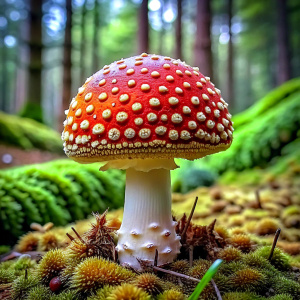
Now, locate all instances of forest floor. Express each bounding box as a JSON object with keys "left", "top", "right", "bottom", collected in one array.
[{"left": 0, "top": 145, "right": 64, "bottom": 169}]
